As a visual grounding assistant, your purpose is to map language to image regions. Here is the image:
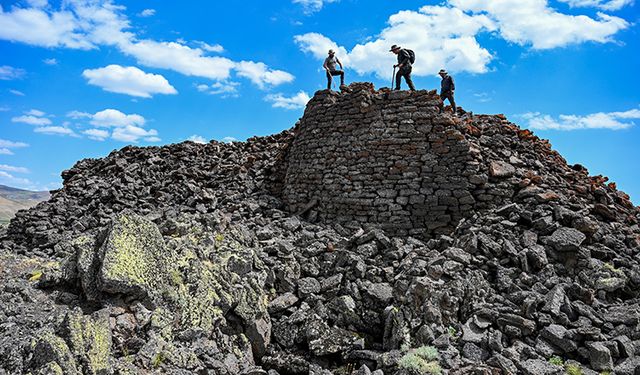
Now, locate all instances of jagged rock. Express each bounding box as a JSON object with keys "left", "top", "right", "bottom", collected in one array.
[
  {"left": 586, "top": 342, "right": 613, "bottom": 371},
  {"left": 308, "top": 325, "right": 365, "bottom": 357},
  {"left": 520, "top": 359, "right": 563, "bottom": 375},
  {"left": 547, "top": 227, "right": 586, "bottom": 252},
  {"left": 489, "top": 161, "right": 516, "bottom": 178}
]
